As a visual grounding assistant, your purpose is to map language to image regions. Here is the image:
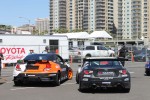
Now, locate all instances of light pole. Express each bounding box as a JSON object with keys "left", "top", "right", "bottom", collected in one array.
[{"left": 18, "top": 17, "right": 31, "bottom": 32}]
